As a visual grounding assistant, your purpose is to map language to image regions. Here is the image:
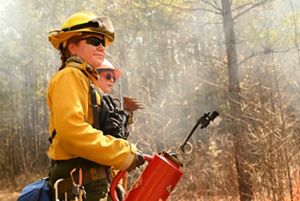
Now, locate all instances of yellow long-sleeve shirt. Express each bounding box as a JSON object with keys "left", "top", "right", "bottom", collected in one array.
[{"left": 47, "top": 57, "right": 136, "bottom": 170}]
